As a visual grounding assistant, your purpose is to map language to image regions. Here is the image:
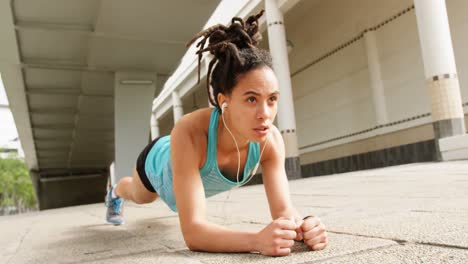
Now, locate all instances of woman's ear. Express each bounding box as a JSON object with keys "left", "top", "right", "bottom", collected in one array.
[{"left": 217, "top": 93, "right": 228, "bottom": 109}]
